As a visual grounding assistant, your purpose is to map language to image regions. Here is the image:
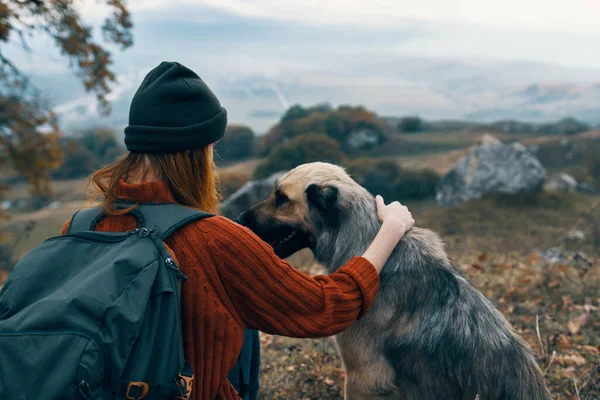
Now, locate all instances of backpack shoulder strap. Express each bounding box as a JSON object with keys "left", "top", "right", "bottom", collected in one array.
[
  {"left": 67, "top": 201, "right": 212, "bottom": 240},
  {"left": 133, "top": 202, "right": 213, "bottom": 240},
  {"left": 67, "top": 207, "right": 105, "bottom": 234}
]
